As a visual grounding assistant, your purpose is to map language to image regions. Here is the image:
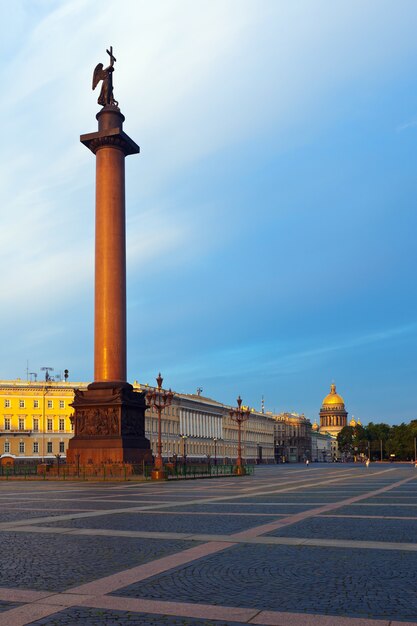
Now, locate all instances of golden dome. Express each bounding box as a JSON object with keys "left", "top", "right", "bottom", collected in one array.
[
  {"left": 312, "top": 421, "right": 319, "bottom": 431},
  {"left": 349, "top": 417, "right": 357, "bottom": 427},
  {"left": 322, "top": 383, "right": 345, "bottom": 407}
]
